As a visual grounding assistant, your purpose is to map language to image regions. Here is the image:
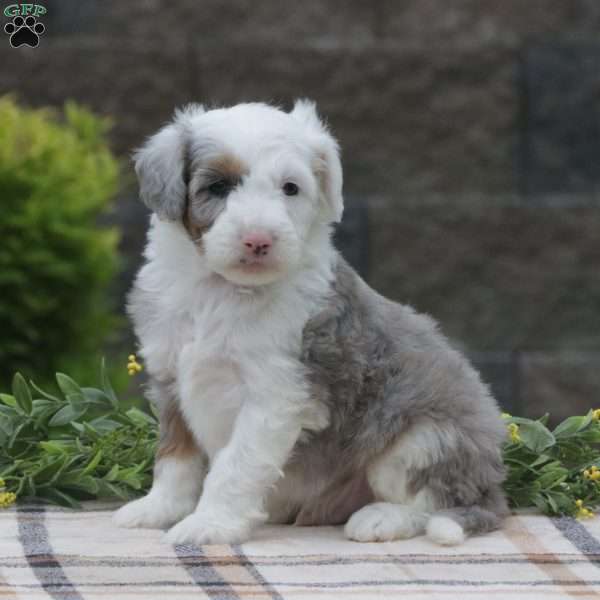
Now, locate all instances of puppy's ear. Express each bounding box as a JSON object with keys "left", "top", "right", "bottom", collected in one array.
[
  {"left": 133, "top": 104, "right": 204, "bottom": 220},
  {"left": 291, "top": 99, "right": 344, "bottom": 223}
]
